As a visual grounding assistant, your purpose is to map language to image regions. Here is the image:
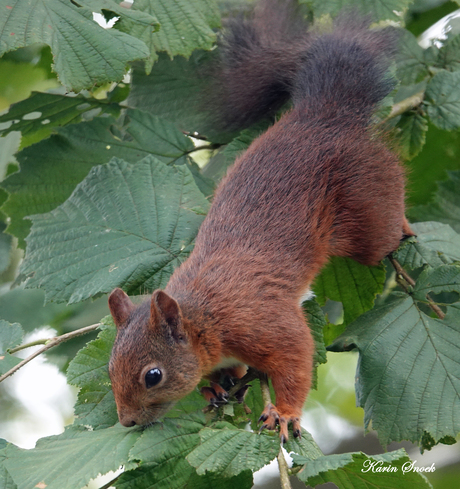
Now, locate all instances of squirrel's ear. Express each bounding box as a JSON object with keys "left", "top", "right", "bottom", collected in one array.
[
  {"left": 108, "top": 288, "right": 135, "bottom": 329},
  {"left": 151, "top": 290, "right": 186, "bottom": 344}
]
